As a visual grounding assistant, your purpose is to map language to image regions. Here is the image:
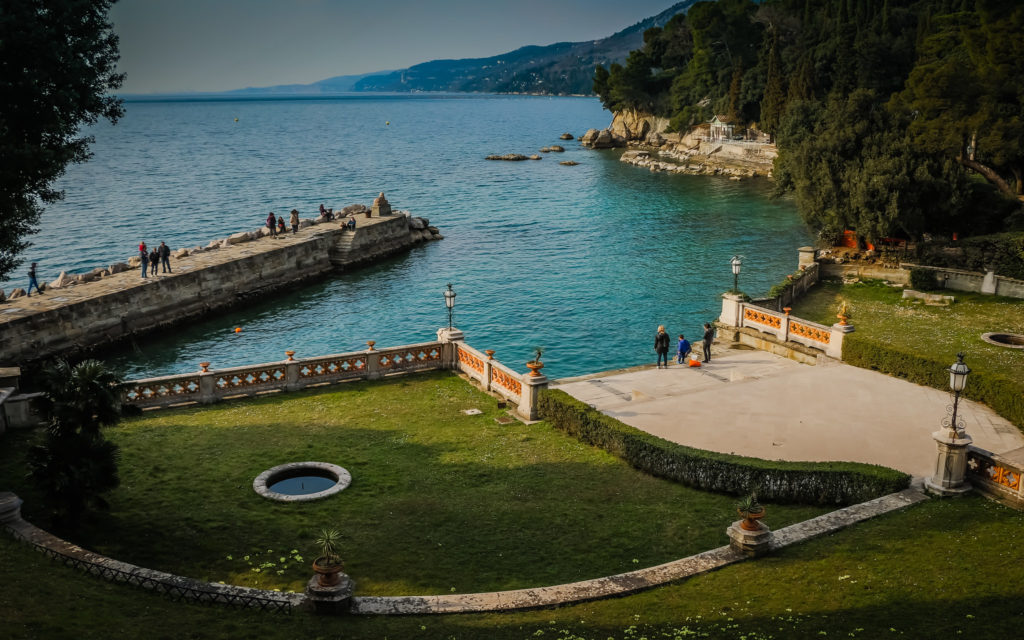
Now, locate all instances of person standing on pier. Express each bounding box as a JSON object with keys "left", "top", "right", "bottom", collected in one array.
[
  {"left": 290, "top": 209, "right": 299, "bottom": 234},
  {"left": 149, "top": 247, "right": 160, "bottom": 275},
  {"left": 267, "top": 212, "right": 277, "bottom": 238},
  {"left": 654, "top": 325, "right": 670, "bottom": 369},
  {"left": 159, "top": 241, "right": 171, "bottom": 273},
  {"left": 702, "top": 323, "right": 715, "bottom": 363},
  {"left": 26, "top": 262, "right": 42, "bottom": 296},
  {"left": 139, "top": 242, "right": 149, "bottom": 278}
]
